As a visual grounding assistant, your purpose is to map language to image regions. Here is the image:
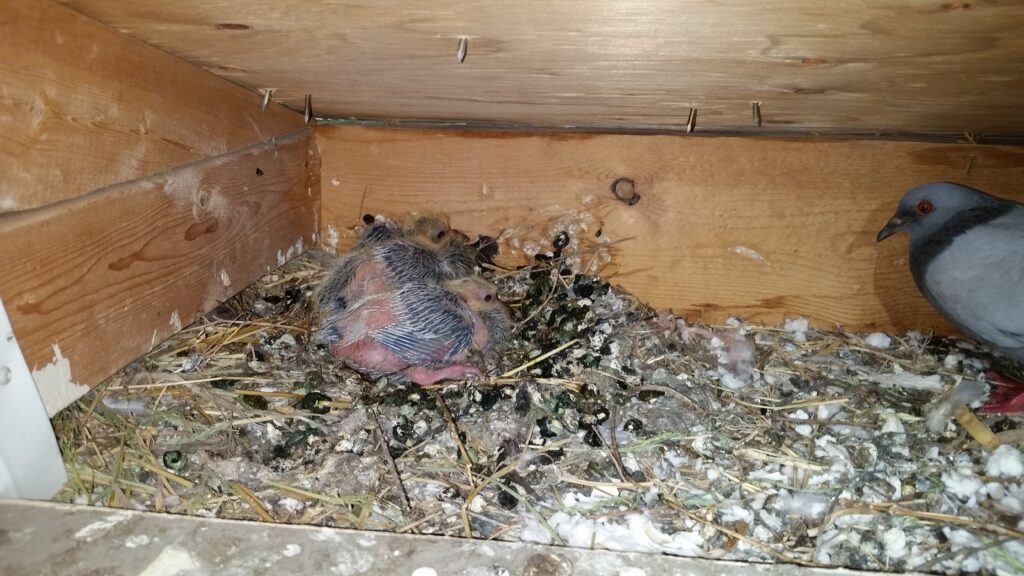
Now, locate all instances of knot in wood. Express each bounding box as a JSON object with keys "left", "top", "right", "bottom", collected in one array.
[{"left": 611, "top": 177, "right": 640, "bottom": 206}]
